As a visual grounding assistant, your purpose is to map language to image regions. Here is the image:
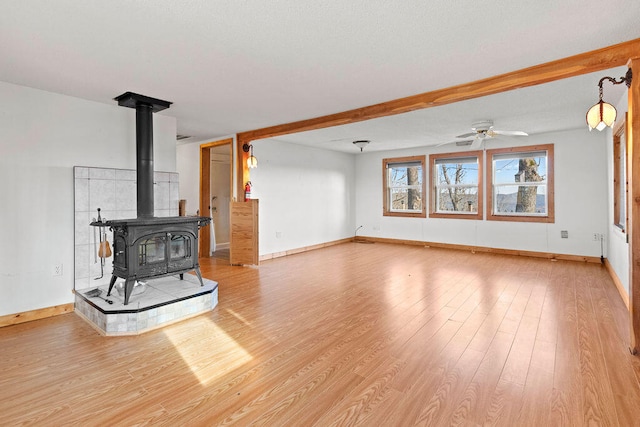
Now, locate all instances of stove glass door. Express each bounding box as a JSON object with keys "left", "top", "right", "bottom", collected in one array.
[{"left": 139, "top": 235, "right": 166, "bottom": 265}]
